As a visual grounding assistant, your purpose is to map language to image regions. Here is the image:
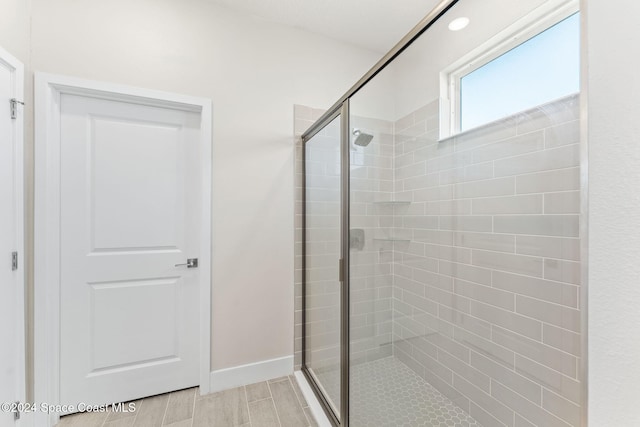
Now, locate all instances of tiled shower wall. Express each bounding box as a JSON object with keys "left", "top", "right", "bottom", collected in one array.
[
  {"left": 348, "top": 115, "right": 395, "bottom": 366},
  {"left": 391, "top": 94, "right": 582, "bottom": 427},
  {"left": 294, "top": 94, "right": 582, "bottom": 427}
]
